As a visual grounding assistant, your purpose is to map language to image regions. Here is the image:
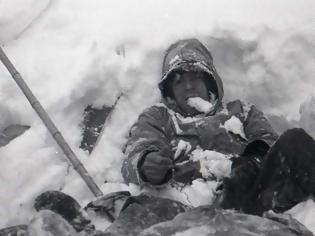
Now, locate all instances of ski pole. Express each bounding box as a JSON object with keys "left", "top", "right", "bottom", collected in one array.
[{"left": 0, "top": 46, "right": 103, "bottom": 197}]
